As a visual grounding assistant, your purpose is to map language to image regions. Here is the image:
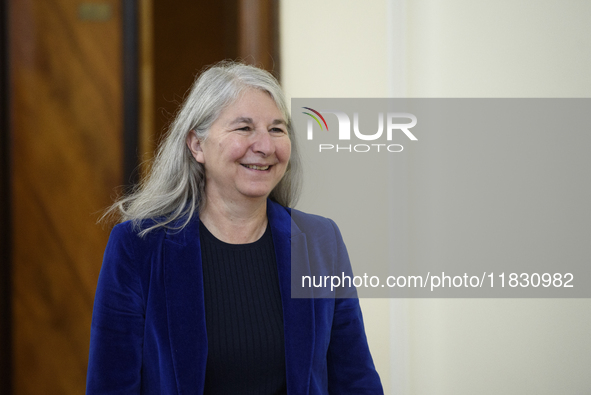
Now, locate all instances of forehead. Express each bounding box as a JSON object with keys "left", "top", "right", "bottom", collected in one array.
[{"left": 217, "top": 88, "right": 284, "bottom": 123}]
